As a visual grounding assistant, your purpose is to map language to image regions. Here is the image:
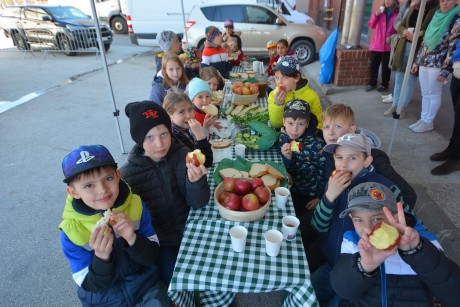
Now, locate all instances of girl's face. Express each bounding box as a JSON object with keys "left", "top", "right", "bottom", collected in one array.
[
  {"left": 165, "top": 60, "right": 183, "bottom": 84},
  {"left": 192, "top": 91, "right": 212, "bottom": 109},
  {"left": 385, "top": 0, "right": 395, "bottom": 8},
  {"left": 225, "top": 27, "right": 234, "bottom": 35},
  {"left": 333, "top": 146, "right": 373, "bottom": 179},
  {"left": 440, "top": 0, "right": 456, "bottom": 13},
  {"left": 142, "top": 124, "right": 172, "bottom": 162},
  {"left": 205, "top": 77, "right": 219, "bottom": 91},
  {"left": 228, "top": 40, "right": 238, "bottom": 52},
  {"left": 277, "top": 43, "right": 288, "bottom": 56},
  {"left": 170, "top": 101, "right": 195, "bottom": 129},
  {"left": 274, "top": 70, "right": 300, "bottom": 92}
]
